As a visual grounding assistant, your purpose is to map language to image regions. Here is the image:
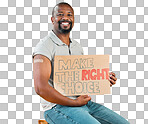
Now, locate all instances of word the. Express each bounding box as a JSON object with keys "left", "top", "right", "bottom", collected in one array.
[{"left": 55, "top": 71, "right": 80, "bottom": 82}]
